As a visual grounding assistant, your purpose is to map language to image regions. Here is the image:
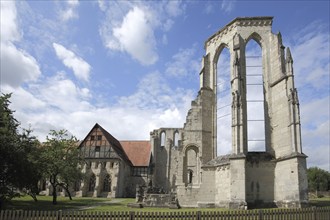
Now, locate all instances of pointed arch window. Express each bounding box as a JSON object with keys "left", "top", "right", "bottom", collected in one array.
[
  {"left": 216, "top": 46, "right": 232, "bottom": 155},
  {"left": 103, "top": 174, "right": 112, "bottom": 192},
  {"left": 245, "top": 39, "right": 266, "bottom": 151},
  {"left": 89, "top": 174, "right": 96, "bottom": 192}
]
